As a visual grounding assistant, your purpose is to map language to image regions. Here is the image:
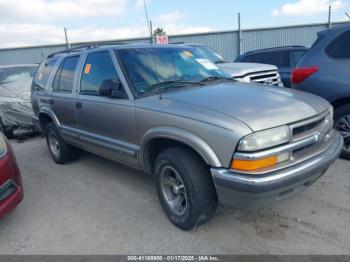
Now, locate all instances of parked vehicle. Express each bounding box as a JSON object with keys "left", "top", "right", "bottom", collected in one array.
[
  {"left": 292, "top": 24, "right": 350, "bottom": 159},
  {"left": 0, "top": 64, "right": 37, "bottom": 85},
  {"left": 0, "top": 64, "right": 39, "bottom": 138},
  {"left": 32, "top": 44, "right": 342, "bottom": 230},
  {"left": 0, "top": 132, "right": 23, "bottom": 219},
  {"left": 189, "top": 44, "right": 283, "bottom": 87},
  {"left": 236, "top": 46, "right": 308, "bottom": 87}
]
